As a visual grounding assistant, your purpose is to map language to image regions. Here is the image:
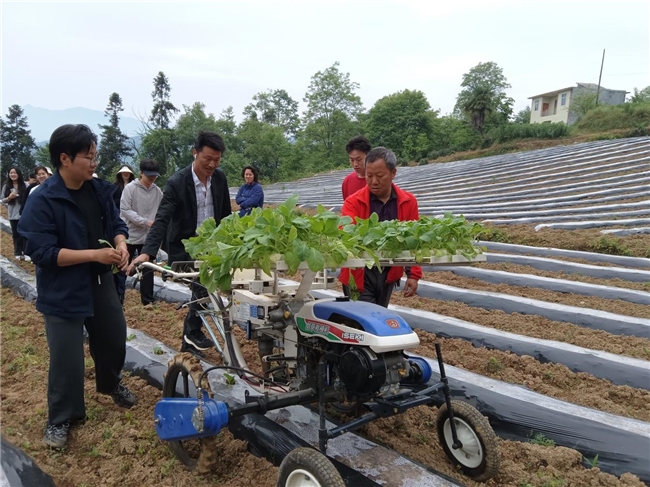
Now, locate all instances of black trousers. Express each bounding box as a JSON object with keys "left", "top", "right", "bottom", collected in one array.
[
  {"left": 43, "top": 271, "right": 127, "bottom": 426},
  {"left": 183, "top": 279, "right": 209, "bottom": 339},
  {"left": 9, "top": 219, "right": 25, "bottom": 256},
  {"left": 127, "top": 243, "right": 155, "bottom": 305},
  {"left": 343, "top": 267, "right": 395, "bottom": 308}
]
